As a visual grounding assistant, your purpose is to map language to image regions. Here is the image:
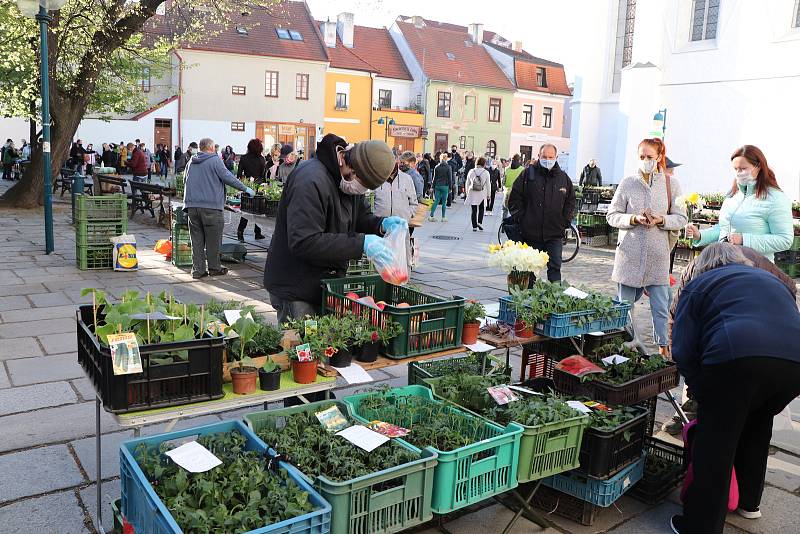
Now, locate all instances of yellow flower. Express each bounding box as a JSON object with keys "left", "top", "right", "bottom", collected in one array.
[{"left": 687, "top": 192, "right": 700, "bottom": 205}]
